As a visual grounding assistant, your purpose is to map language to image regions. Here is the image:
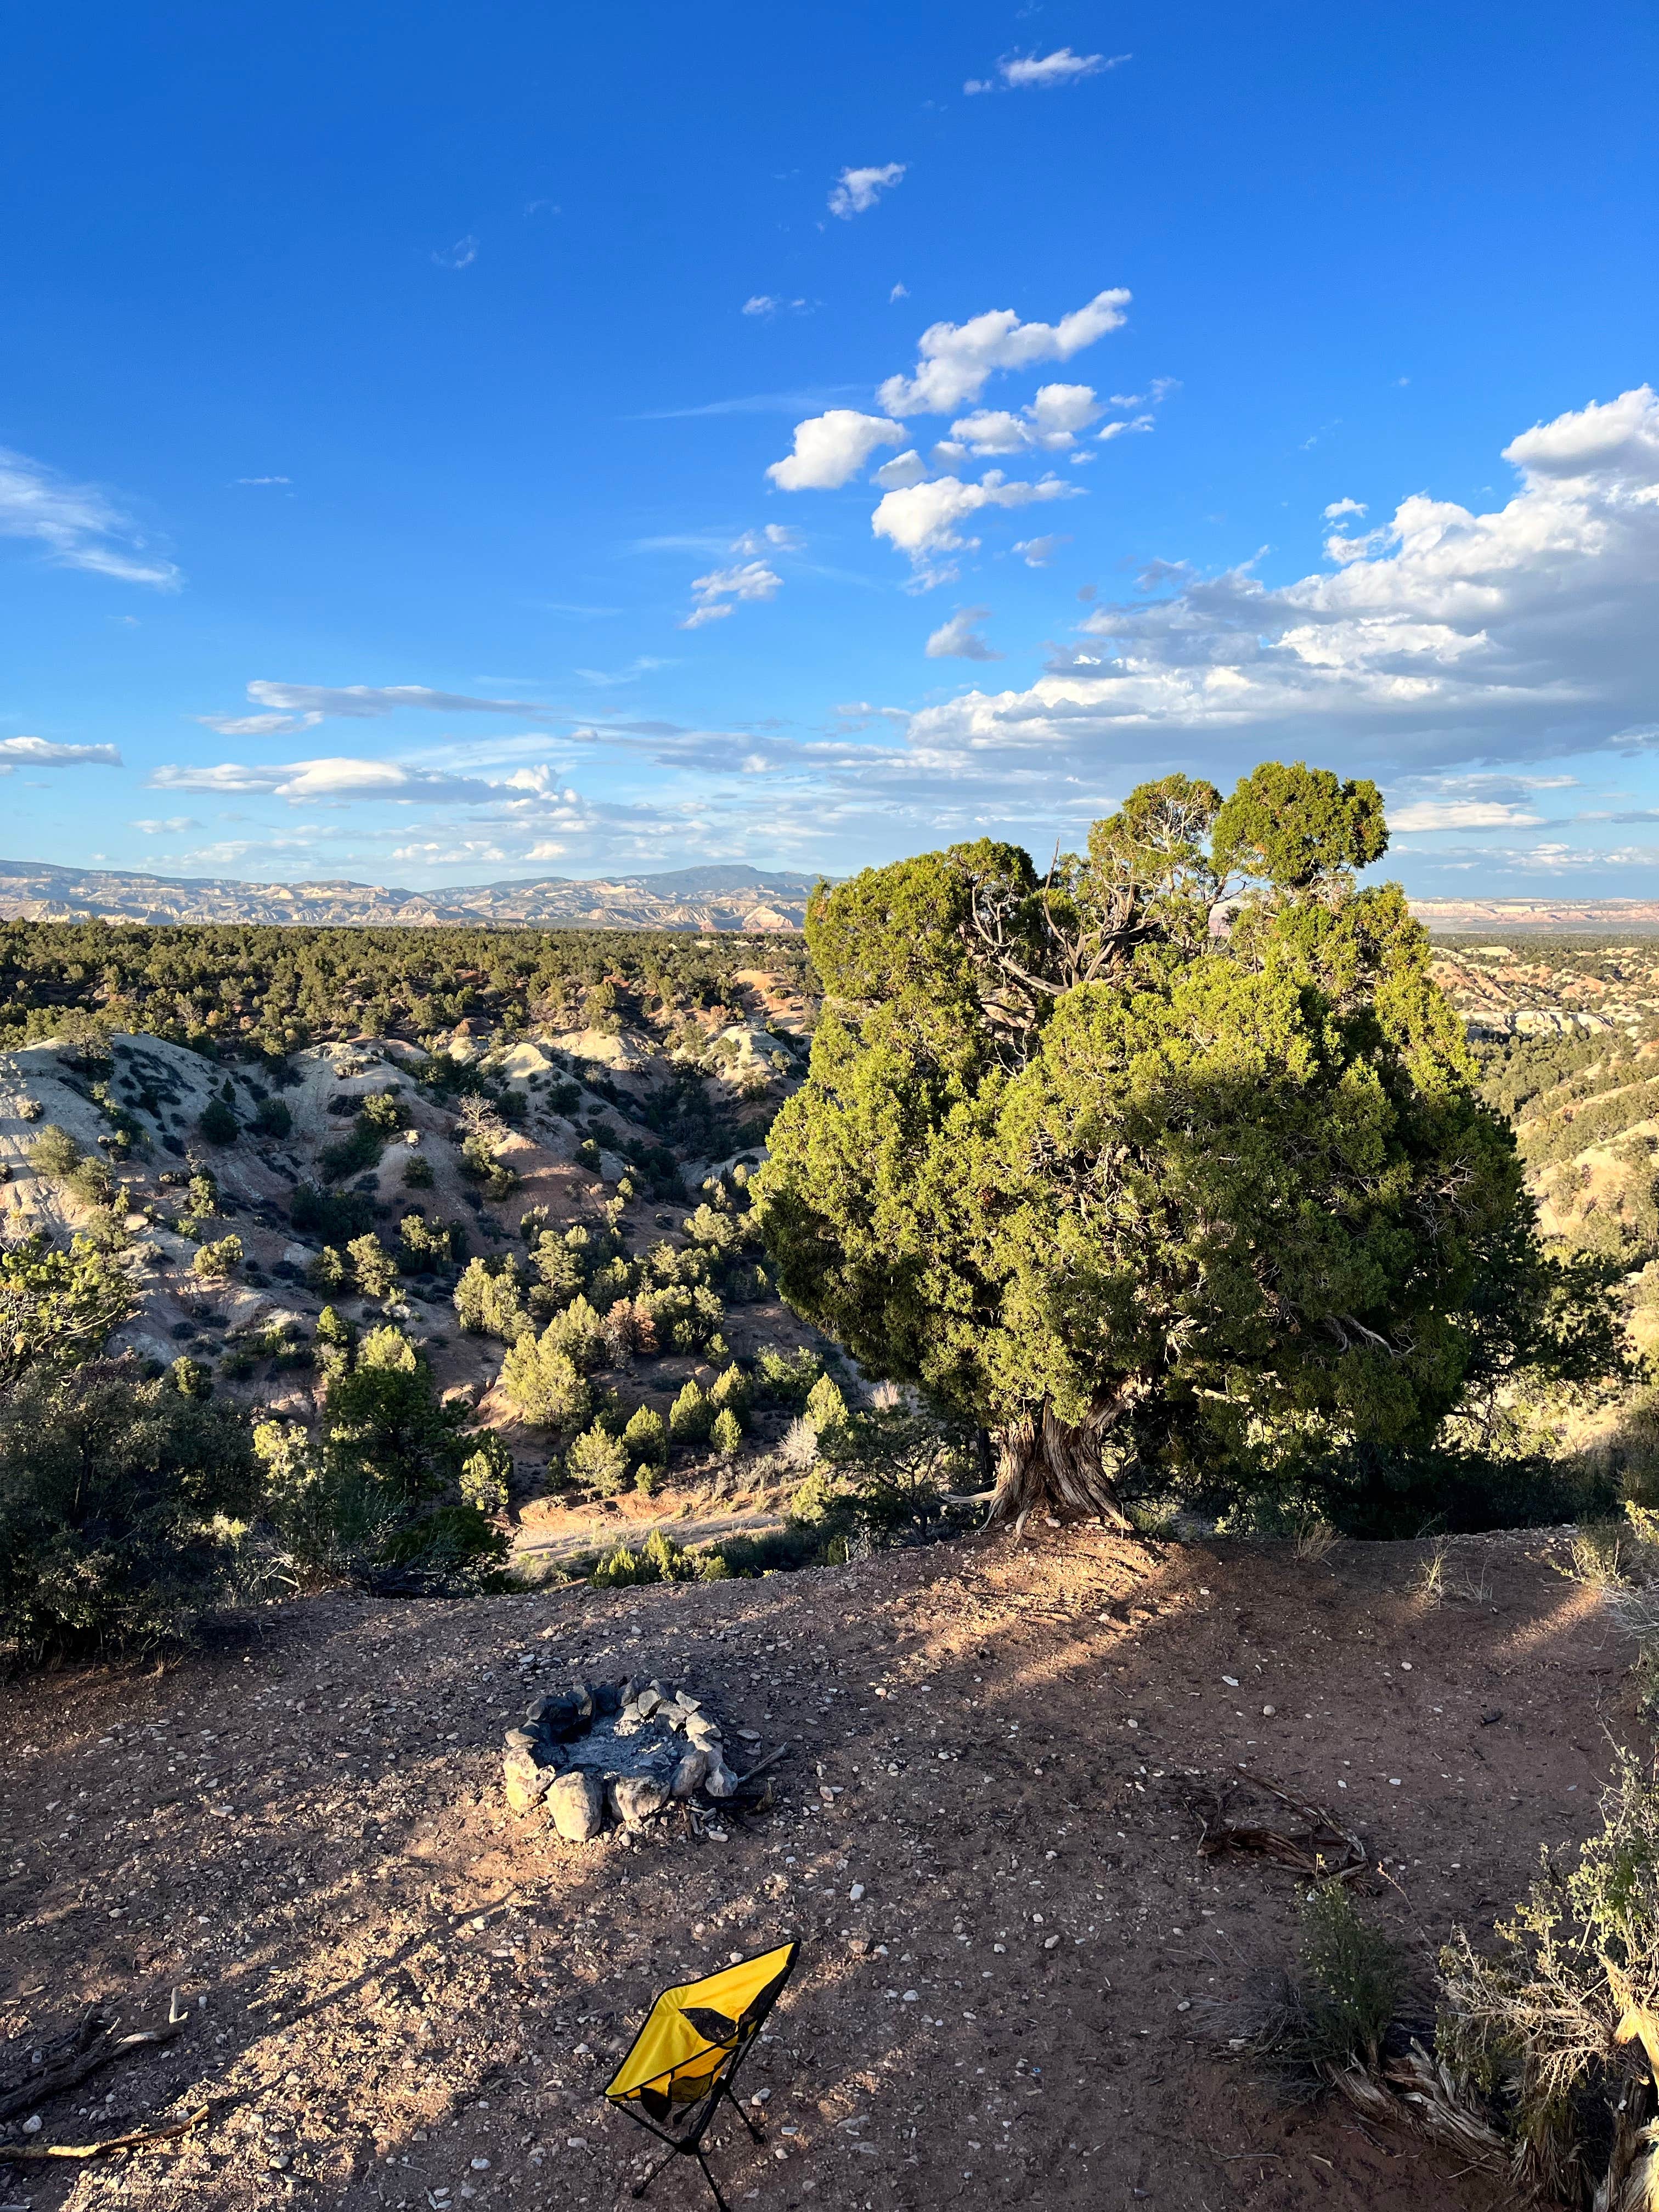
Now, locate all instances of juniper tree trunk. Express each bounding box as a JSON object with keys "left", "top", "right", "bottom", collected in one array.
[{"left": 989, "top": 1402, "right": 1133, "bottom": 1528}]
